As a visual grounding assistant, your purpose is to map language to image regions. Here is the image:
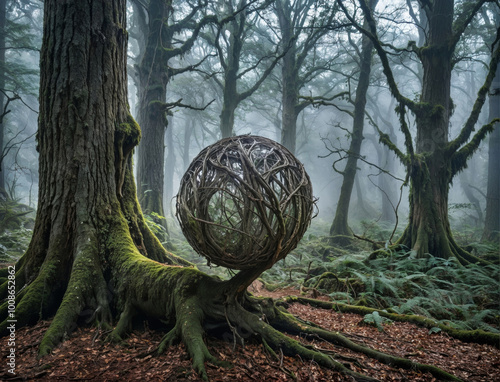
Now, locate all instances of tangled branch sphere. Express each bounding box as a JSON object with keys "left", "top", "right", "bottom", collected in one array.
[{"left": 176, "top": 135, "right": 315, "bottom": 270}]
